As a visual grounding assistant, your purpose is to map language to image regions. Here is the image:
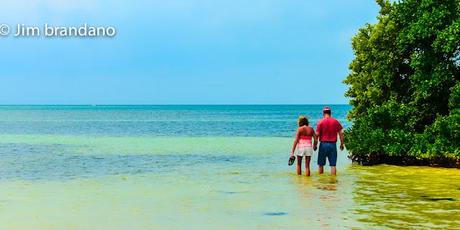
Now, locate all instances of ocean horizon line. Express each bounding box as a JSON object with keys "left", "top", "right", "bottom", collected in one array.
[{"left": 0, "top": 103, "right": 350, "bottom": 106}]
